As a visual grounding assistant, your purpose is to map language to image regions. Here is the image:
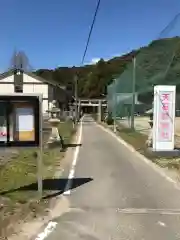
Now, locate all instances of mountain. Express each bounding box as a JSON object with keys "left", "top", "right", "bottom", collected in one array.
[
  {"left": 35, "top": 37, "right": 180, "bottom": 101},
  {"left": 35, "top": 51, "right": 136, "bottom": 99}
]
